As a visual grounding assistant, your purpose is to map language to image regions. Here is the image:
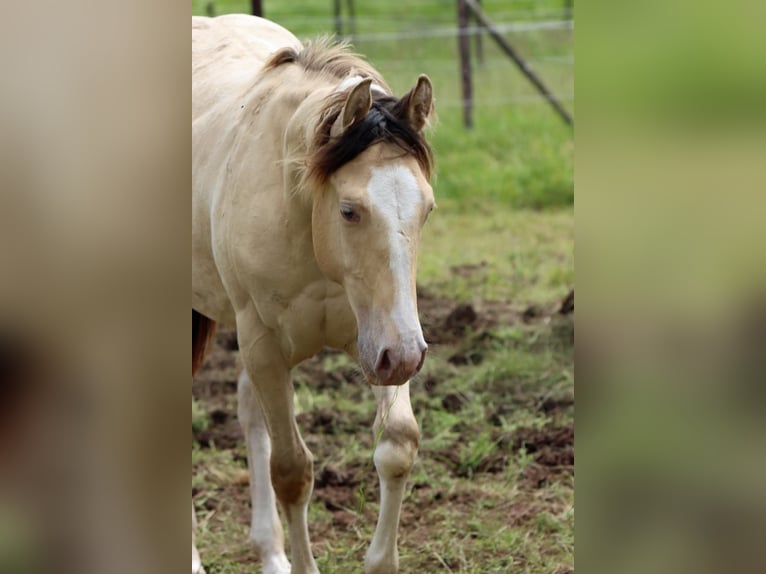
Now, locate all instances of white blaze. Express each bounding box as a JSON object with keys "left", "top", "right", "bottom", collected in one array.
[{"left": 367, "top": 165, "right": 422, "bottom": 328}]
